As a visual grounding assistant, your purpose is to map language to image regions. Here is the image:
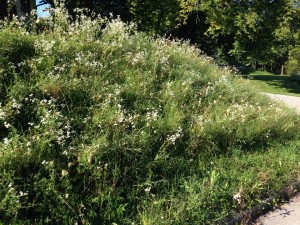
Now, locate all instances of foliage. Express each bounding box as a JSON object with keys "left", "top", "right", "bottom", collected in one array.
[
  {"left": 0, "top": 5, "right": 300, "bottom": 224},
  {"left": 290, "top": 73, "right": 300, "bottom": 84},
  {"left": 35, "top": 0, "right": 300, "bottom": 72},
  {"left": 178, "top": 0, "right": 300, "bottom": 70},
  {"left": 287, "top": 47, "right": 300, "bottom": 76},
  {"left": 40, "top": 0, "right": 180, "bottom": 35},
  {"left": 129, "top": 0, "right": 180, "bottom": 35}
]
